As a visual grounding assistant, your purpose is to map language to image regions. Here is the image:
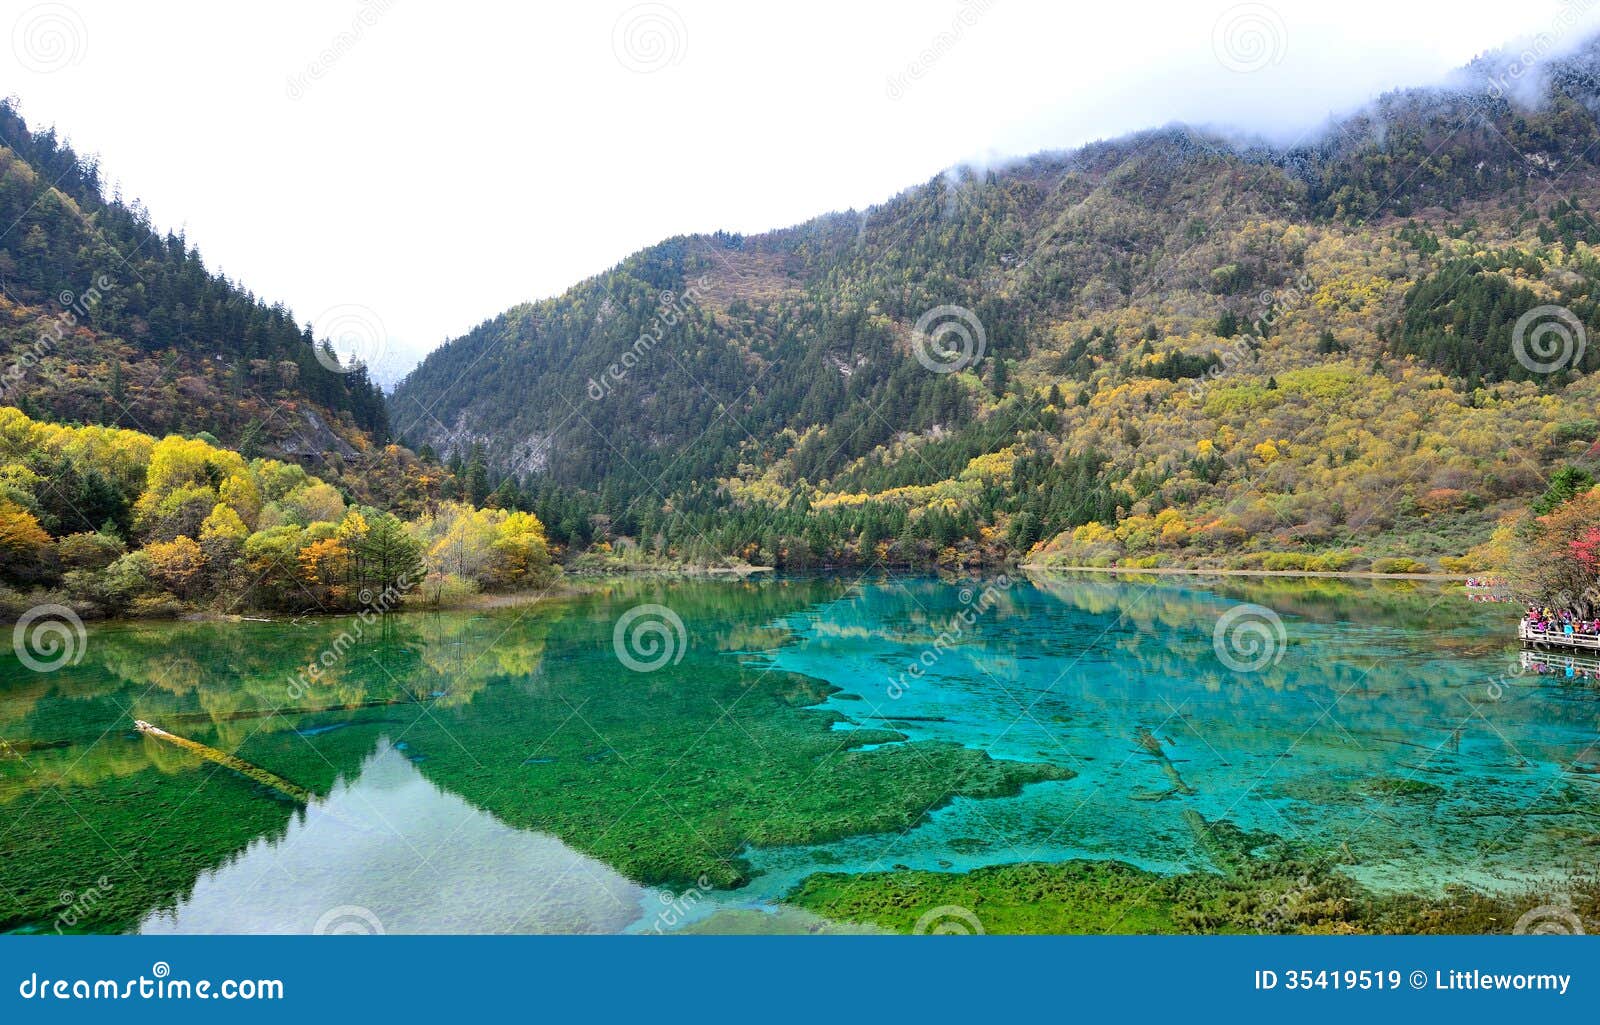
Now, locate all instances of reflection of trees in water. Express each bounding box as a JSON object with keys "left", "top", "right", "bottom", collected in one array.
[{"left": 2, "top": 575, "right": 915, "bottom": 931}]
